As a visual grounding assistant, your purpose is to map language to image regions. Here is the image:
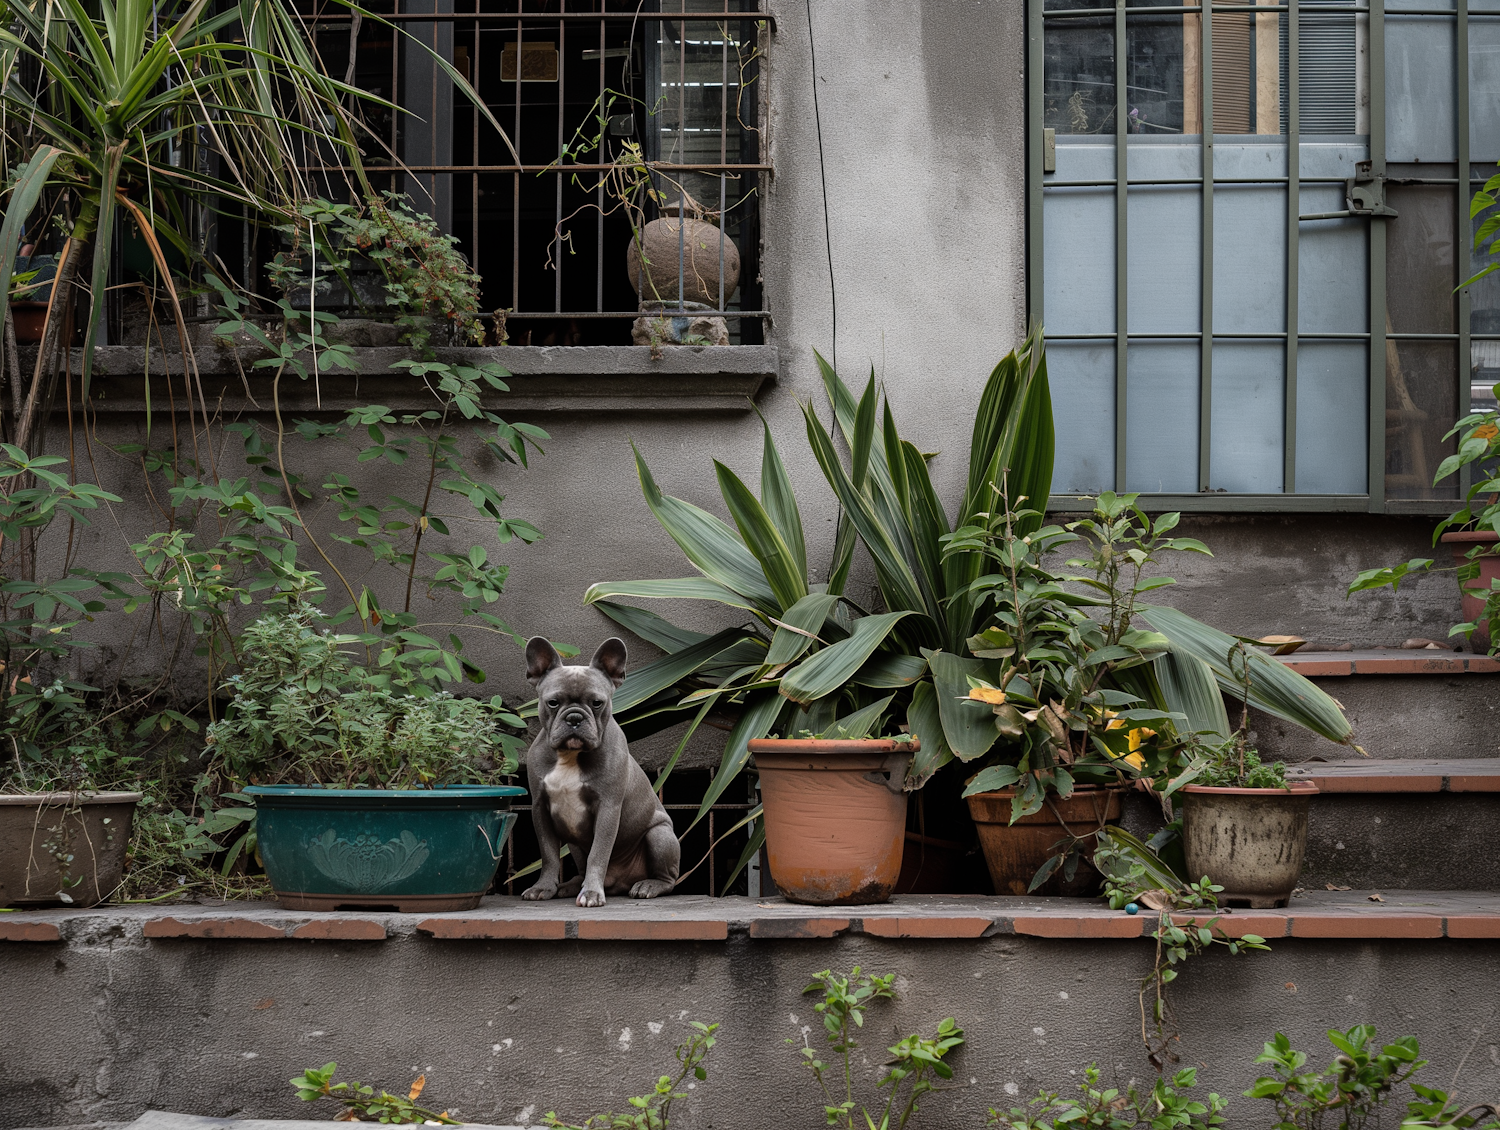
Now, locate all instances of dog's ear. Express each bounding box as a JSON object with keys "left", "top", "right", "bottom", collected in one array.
[
  {"left": 589, "top": 637, "right": 628, "bottom": 688},
  {"left": 526, "top": 637, "right": 563, "bottom": 685}
]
